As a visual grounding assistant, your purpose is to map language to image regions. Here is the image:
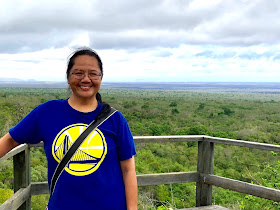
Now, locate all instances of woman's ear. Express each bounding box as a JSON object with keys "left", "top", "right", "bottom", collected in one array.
[{"left": 67, "top": 74, "right": 70, "bottom": 84}]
